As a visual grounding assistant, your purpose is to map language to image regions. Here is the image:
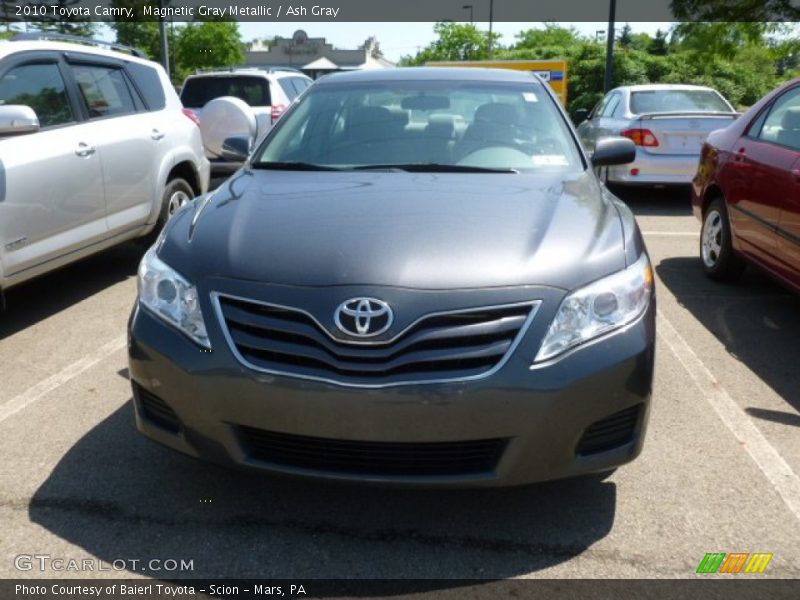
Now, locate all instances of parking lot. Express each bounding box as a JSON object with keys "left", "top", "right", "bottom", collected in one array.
[{"left": 0, "top": 185, "right": 799, "bottom": 581}]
